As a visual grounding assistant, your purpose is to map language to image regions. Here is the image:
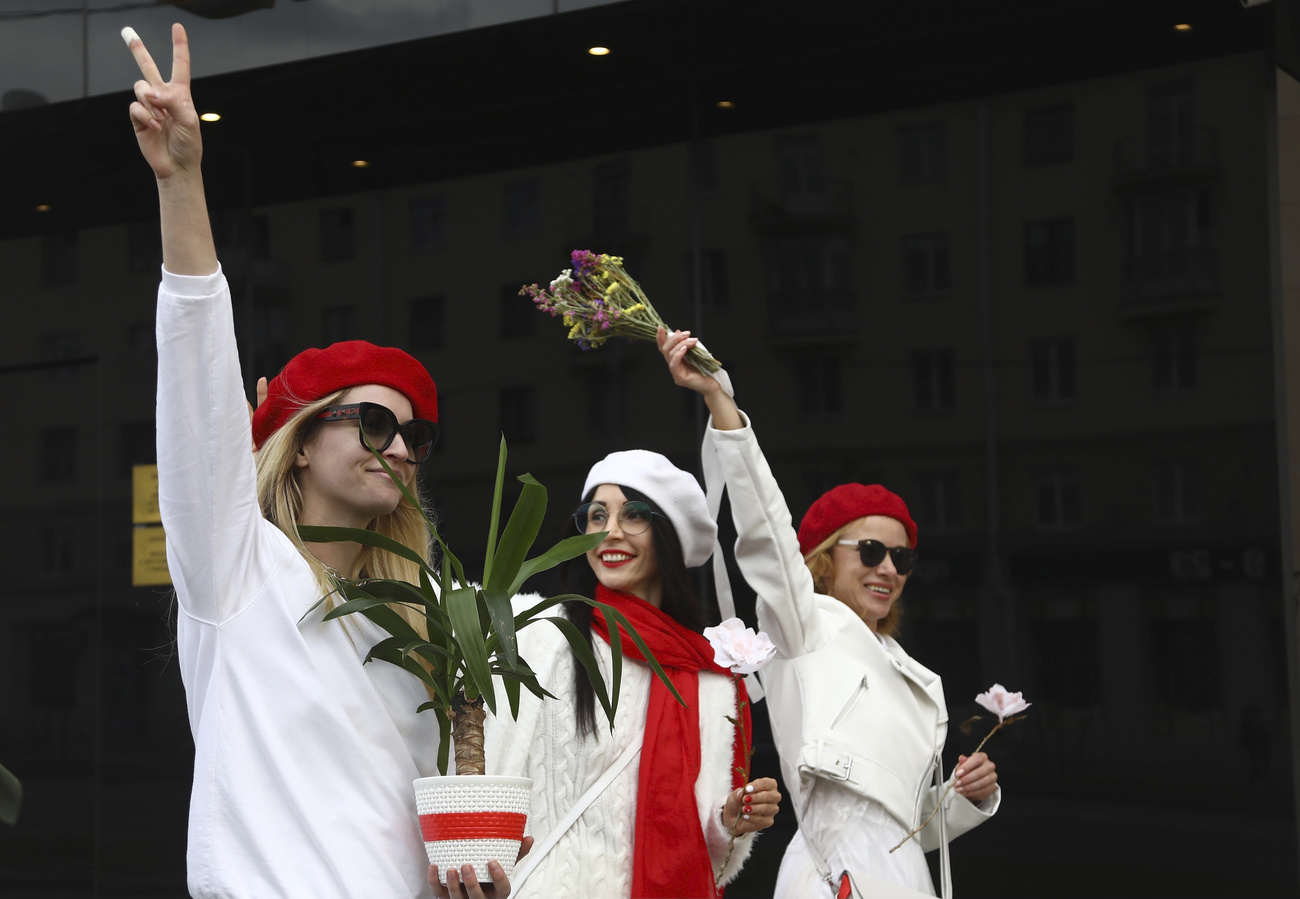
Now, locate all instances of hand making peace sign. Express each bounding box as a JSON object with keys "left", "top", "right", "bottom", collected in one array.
[{"left": 124, "top": 23, "right": 202, "bottom": 181}]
